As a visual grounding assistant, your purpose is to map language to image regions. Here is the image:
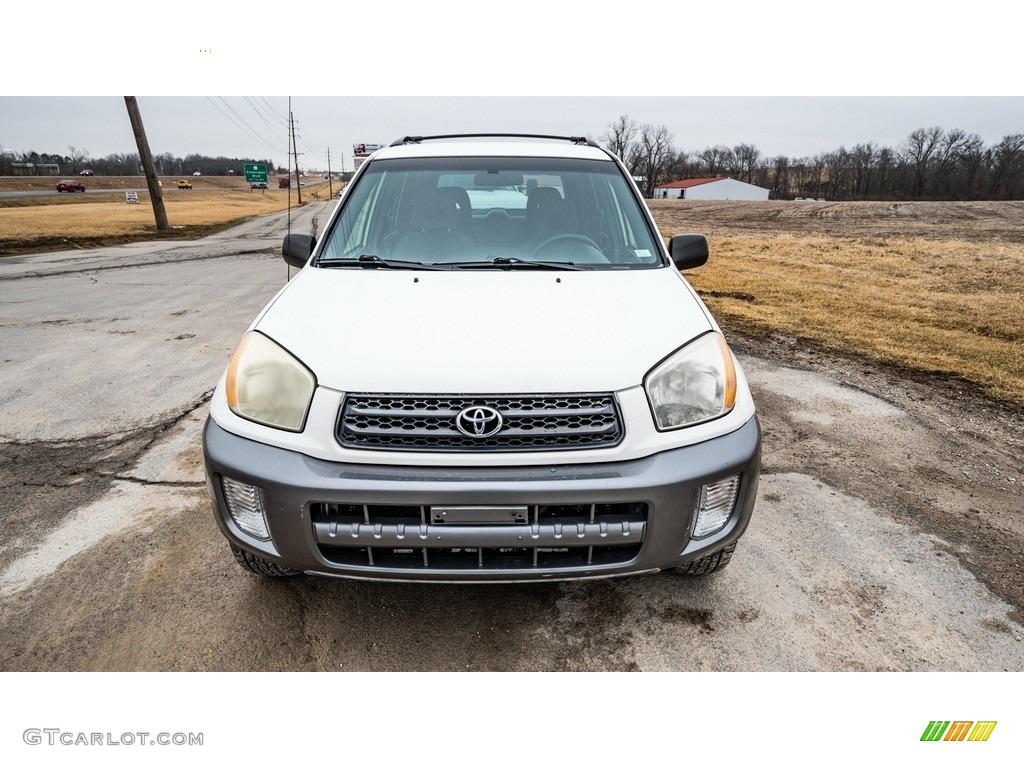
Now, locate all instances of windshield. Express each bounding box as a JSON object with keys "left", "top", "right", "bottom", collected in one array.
[{"left": 316, "top": 156, "right": 664, "bottom": 269}]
